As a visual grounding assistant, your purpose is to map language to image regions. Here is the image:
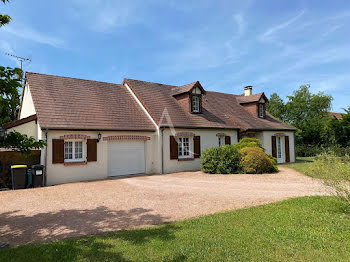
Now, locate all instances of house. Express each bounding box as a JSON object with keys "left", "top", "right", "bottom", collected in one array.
[
  {"left": 4, "top": 72, "right": 296, "bottom": 185},
  {"left": 328, "top": 112, "right": 343, "bottom": 120}
]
